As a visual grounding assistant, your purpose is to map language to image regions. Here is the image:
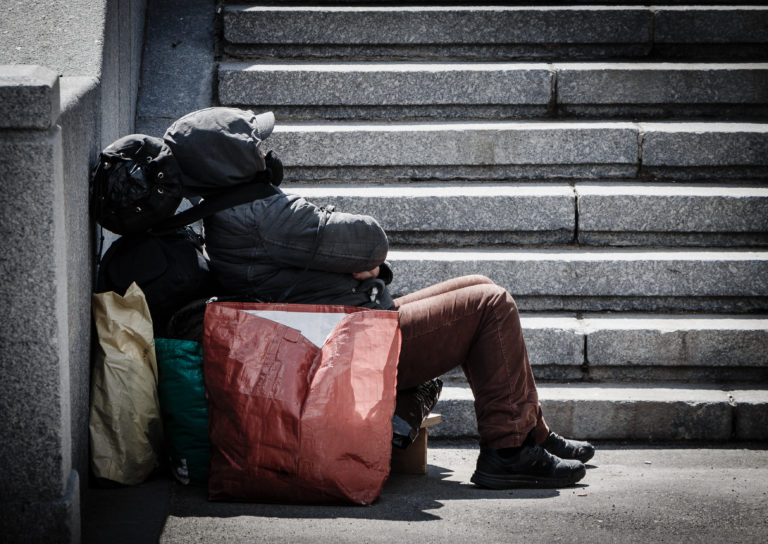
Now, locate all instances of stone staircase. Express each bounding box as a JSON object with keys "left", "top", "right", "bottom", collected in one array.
[{"left": 214, "top": 2, "right": 768, "bottom": 441}]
